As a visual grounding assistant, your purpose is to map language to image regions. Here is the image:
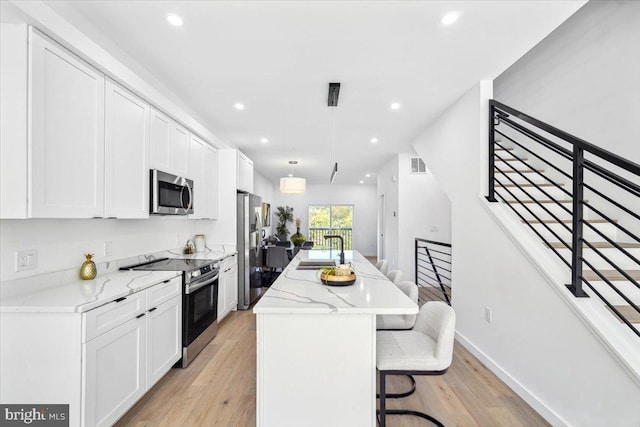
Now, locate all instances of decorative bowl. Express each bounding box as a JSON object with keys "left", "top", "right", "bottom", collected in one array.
[{"left": 319, "top": 271, "right": 357, "bottom": 286}]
